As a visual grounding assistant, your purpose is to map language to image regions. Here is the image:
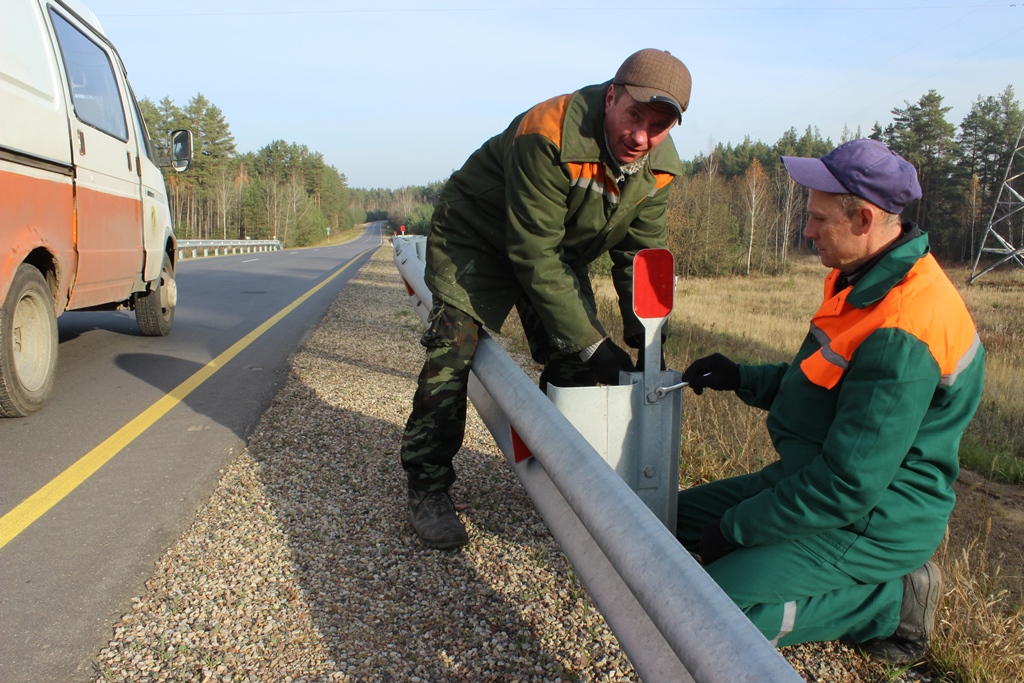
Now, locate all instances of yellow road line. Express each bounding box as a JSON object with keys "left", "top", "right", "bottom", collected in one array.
[{"left": 0, "top": 253, "right": 367, "bottom": 550}]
